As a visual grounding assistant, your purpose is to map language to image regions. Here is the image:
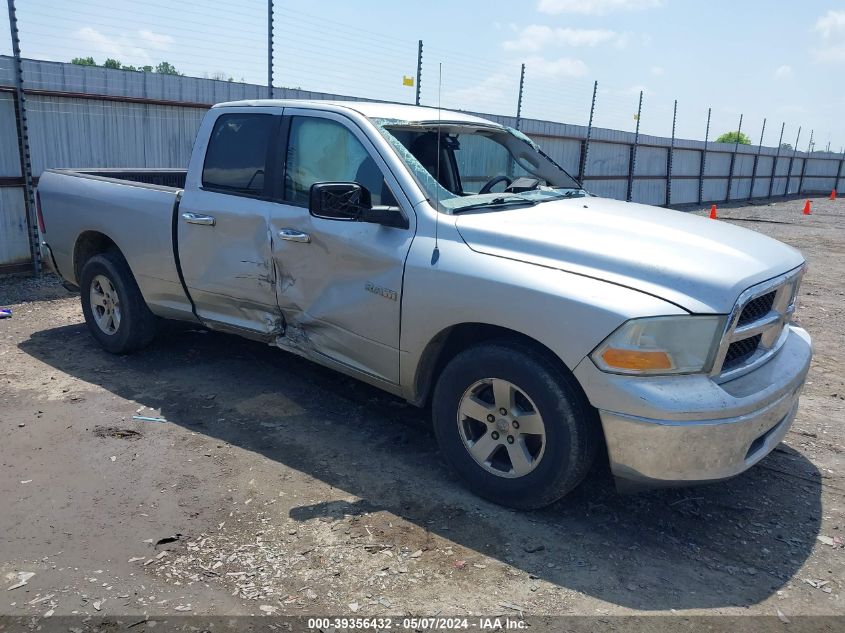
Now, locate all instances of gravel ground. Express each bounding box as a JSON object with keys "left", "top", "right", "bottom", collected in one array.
[{"left": 0, "top": 195, "right": 843, "bottom": 630}]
